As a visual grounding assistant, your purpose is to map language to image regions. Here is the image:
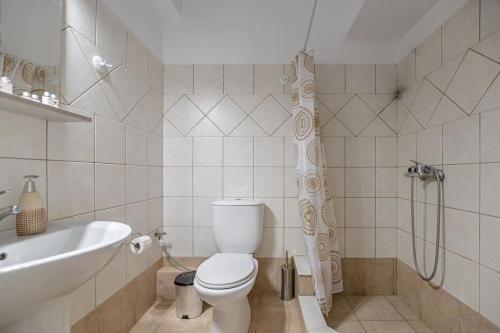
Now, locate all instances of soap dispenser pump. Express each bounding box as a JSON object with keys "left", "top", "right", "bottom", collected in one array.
[{"left": 16, "top": 175, "right": 47, "bottom": 236}]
